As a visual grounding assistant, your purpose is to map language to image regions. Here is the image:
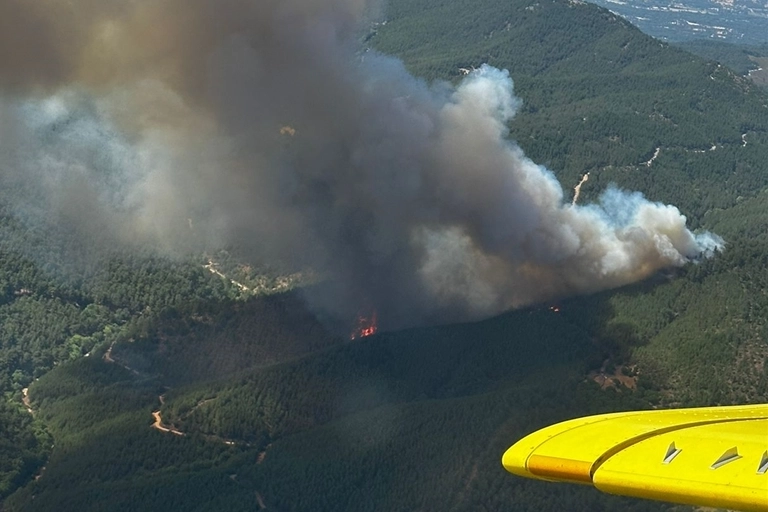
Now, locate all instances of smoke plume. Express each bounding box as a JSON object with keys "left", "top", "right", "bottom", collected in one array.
[{"left": 0, "top": 0, "right": 721, "bottom": 328}]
